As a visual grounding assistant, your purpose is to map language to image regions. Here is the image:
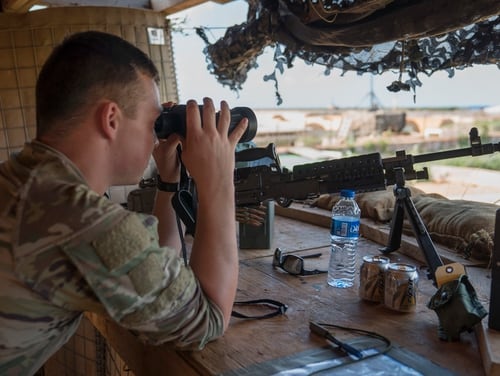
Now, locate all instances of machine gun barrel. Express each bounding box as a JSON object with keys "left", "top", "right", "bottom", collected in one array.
[
  {"left": 381, "top": 127, "right": 500, "bottom": 185},
  {"left": 412, "top": 142, "right": 500, "bottom": 163},
  {"left": 416, "top": 127, "right": 500, "bottom": 162}
]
